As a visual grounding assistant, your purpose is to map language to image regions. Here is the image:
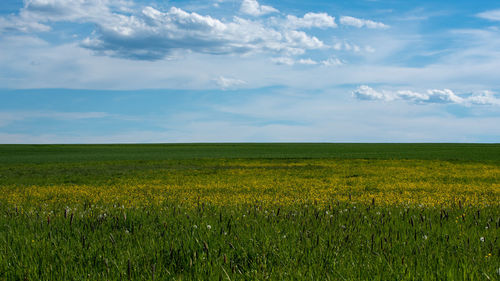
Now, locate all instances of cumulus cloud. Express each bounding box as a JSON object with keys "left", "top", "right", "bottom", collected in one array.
[
  {"left": 353, "top": 85, "right": 500, "bottom": 106},
  {"left": 25, "top": 2, "right": 322, "bottom": 60},
  {"left": 240, "top": 0, "right": 278, "bottom": 17},
  {"left": 476, "top": 9, "right": 500, "bottom": 21},
  {"left": 285, "top": 12, "right": 337, "bottom": 29},
  {"left": 467, "top": 91, "right": 500, "bottom": 105},
  {"left": 340, "top": 16, "right": 389, "bottom": 29},
  {"left": 0, "top": 0, "right": 388, "bottom": 62},
  {"left": 77, "top": 6, "right": 326, "bottom": 60}
]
